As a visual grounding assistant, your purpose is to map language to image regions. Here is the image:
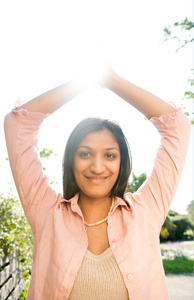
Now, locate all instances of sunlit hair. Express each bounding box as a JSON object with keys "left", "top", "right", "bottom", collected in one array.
[{"left": 62, "top": 118, "right": 132, "bottom": 200}]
